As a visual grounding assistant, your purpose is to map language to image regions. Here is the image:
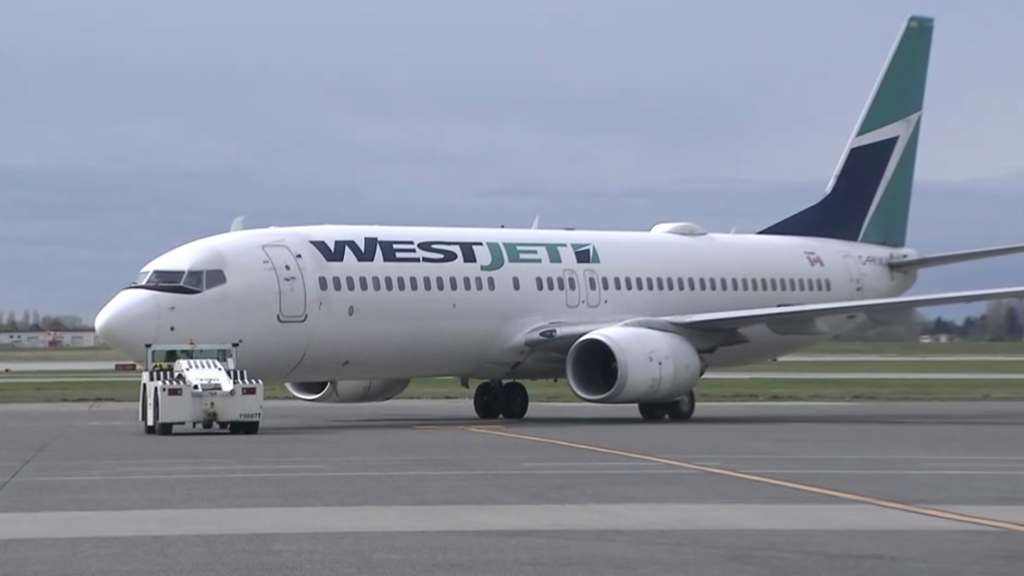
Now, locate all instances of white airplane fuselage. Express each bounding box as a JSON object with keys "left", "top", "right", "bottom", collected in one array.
[{"left": 98, "top": 223, "right": 918, "bottom": 384}]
